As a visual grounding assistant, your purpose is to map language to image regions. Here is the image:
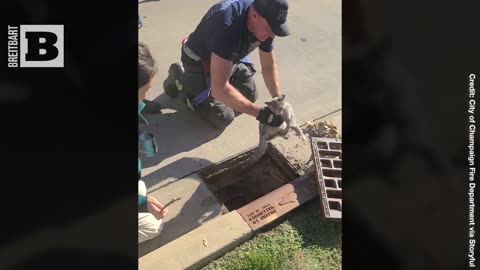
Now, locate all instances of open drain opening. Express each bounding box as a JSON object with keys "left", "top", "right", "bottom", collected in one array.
[
  {"left": 323, "top": 168, "right": 342, "bottom": 178},
  {"left": 324, "top": 179, "right": 337, "bottom": 188},
  {"left": 333, "top": 160, "right": 342, "bottom": 168},
  {"left": 321, "top": 159, "right": 332, "bottom": 168},
  {"left": 326, "top": 189, "right": 342, "bottom": 199},
  {"left": 328, "top": 200, "right": 342, "bottom": 211},
  {"left": 199, "top": 144, "right": 299, "bottom": 211}
]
